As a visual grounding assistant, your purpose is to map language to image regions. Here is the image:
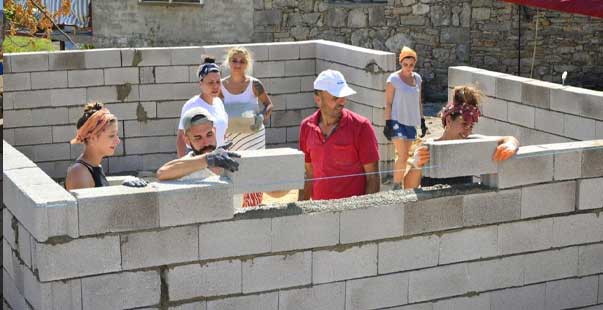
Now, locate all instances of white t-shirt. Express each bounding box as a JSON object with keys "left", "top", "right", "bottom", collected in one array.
[
  {"left": 387, "top": 71, "right": 422, "bottom": 127},
  {"left": 178, "top": 95, "right": 229, "bottom": 147}
]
